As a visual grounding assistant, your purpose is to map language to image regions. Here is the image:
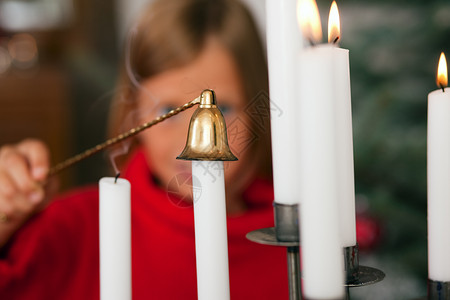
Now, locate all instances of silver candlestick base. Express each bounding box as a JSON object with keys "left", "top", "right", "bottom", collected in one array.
[
  {"left": 274, "top": 202, "right": 299, "bottom": 242},
  {"left": 343, "top": 244, "right": 385, "bottom": 287},
  {"left": 246, "top": 203, "right": 385, "bottom": 300},
  {"left": 428, "top": 280, "right": 450, "bottom": 299},
  {"left": 246, "top": 229, "right": 385, "bottom": 284},
  {"left": 271, "top": 202, "right": 301, "bottom": 300}
]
